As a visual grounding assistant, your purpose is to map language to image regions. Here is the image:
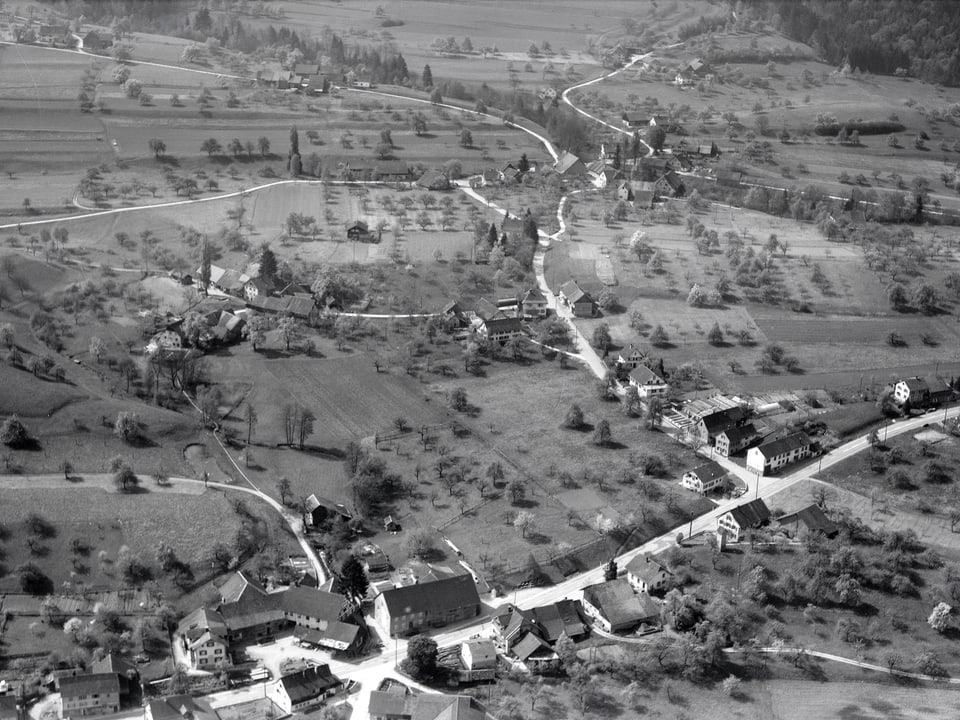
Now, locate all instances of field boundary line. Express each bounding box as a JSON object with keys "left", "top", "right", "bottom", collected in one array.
[{"left": 724, "top": 645, "right": 960, "bottom": 684}]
